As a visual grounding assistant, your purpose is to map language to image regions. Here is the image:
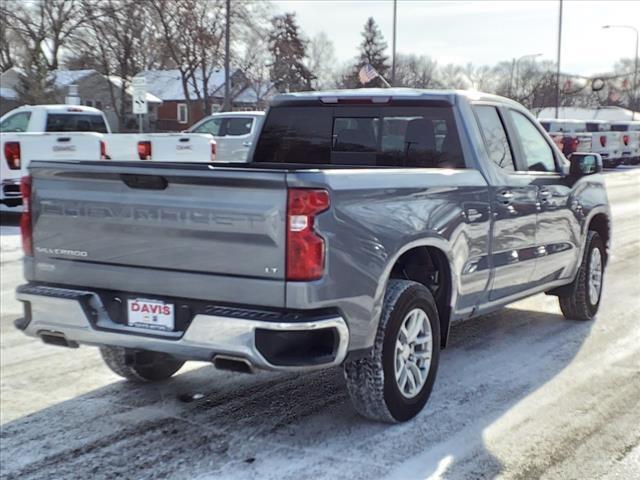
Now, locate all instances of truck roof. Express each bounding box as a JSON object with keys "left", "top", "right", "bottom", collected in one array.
[
  {"left": 8, "top": 104, "right": 104, "bottom": 115},
  {"left": 271, "top": 88, "right": 523, "bottom": 109}
]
